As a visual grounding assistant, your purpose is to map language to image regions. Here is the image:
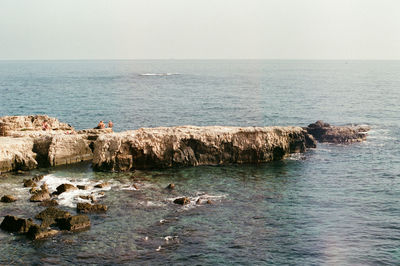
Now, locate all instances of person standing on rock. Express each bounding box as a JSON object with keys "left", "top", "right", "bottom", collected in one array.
[{"left": 108, "top": 121, "right": 113, "bottom": 129}]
